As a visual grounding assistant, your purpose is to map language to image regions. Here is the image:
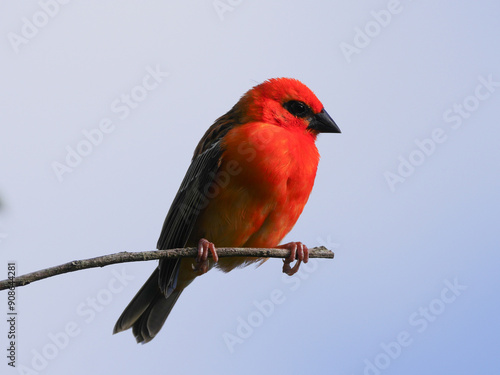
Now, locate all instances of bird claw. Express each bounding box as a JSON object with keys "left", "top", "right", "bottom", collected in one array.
[
  {"left": 192, "top": 238, "right": 219, "bottom": 275},
  {"left": 280, "top": 241, "right": 309, "bottom": 276}
]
